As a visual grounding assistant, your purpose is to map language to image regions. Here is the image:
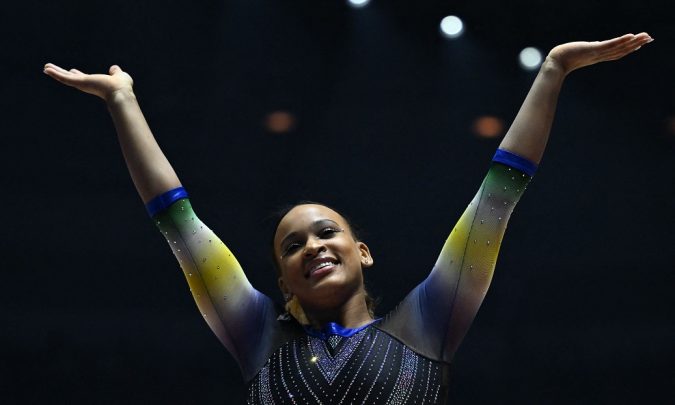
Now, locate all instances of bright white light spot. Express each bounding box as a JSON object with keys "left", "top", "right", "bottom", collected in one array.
[
  {"left": 440, "top": 16, "right": 464, "bottom": 38},
  {"left": 519, "top": 47, "right": 543, "bottom": 70},
  {"left": 348, "top": 0, "right": 370, "bottom": 8}
]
